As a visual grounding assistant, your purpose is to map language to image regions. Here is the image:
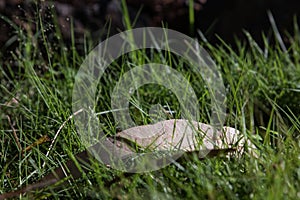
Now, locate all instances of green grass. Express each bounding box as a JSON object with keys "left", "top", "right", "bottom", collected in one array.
[{"left": 1, "top": 5, "right": 300, "bottom": 200}]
